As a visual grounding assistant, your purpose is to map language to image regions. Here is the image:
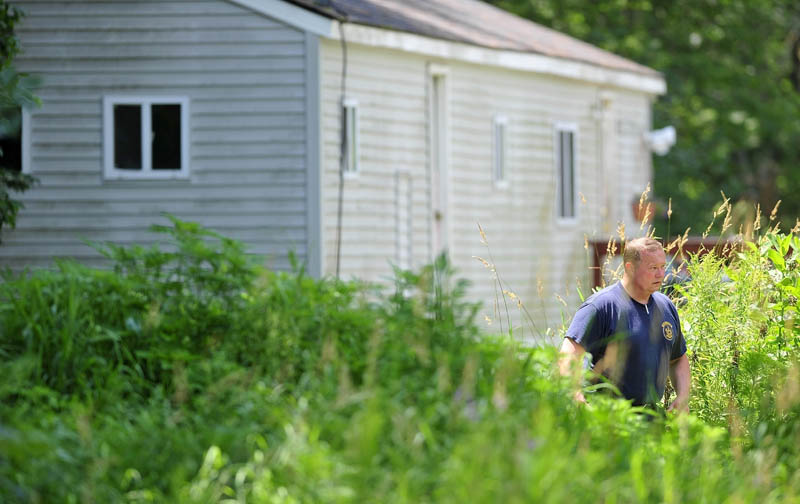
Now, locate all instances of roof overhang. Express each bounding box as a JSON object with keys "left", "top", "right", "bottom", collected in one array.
[
  {"left": 229, "top": 0, "right": 665, "bottom": 96},
  {"left": 229, "top": 0, "right": 333, "bottom": 36},
  {"left": 327, "top": 22, "right": 666, "bottom": 95}
]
